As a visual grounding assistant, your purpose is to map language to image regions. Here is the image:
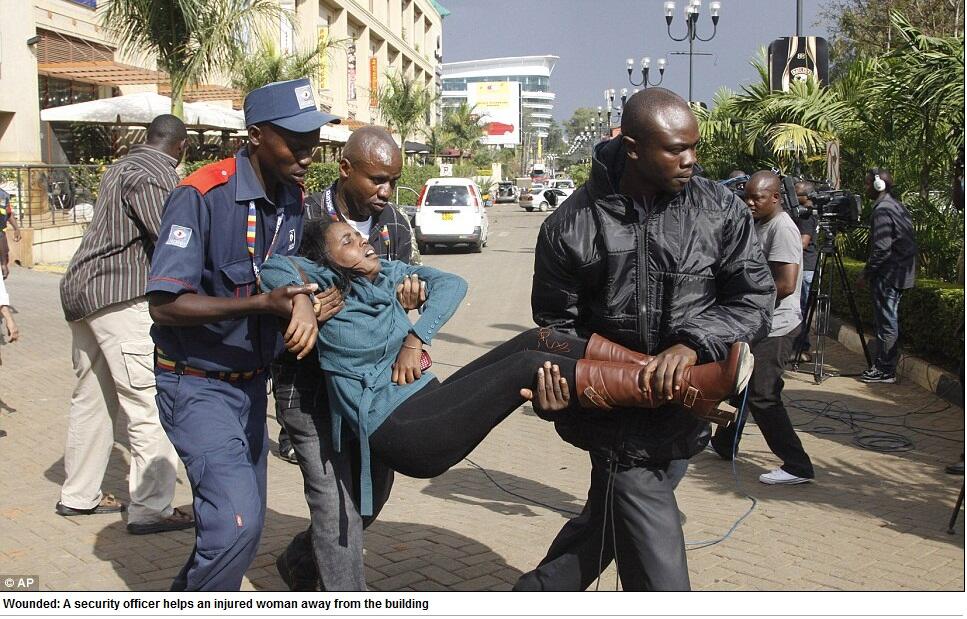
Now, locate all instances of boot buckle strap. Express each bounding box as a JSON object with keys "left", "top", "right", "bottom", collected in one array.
[
  {"left": 683, "top": 386, "right": 699, "bottom": 408},
  {"left": 583, "top": 387, "right": 612, "bottom": 410}
]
